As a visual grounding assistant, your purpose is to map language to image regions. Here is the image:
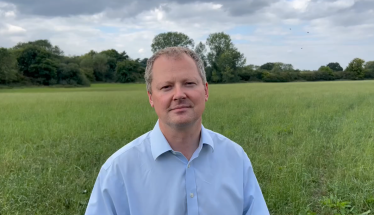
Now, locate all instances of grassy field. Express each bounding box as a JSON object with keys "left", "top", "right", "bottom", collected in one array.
[{"left": 1, "top": 81, "right": 374, "bottom": 215}]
